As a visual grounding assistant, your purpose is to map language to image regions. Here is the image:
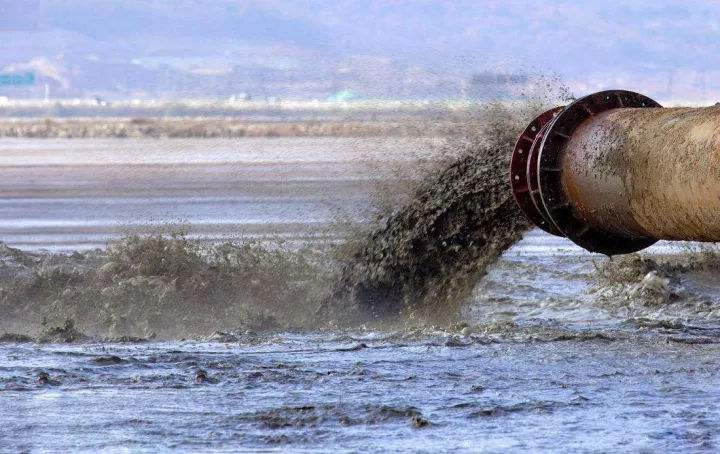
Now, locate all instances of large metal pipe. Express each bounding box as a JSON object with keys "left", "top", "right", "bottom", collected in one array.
[{"left": 510, "top": 89, "right": 720, "bottom": 255}]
